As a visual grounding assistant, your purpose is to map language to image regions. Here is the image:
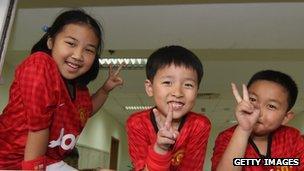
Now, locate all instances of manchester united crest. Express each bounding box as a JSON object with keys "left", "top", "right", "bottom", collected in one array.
[
  {"left": 171, "top": 149, "right": 185, "bottom": 166},
  {"left": 78, "top": 107, "right": 87, "bottom": 127},
  {"left": 274, "top": 166, "right": 294, "bottom": 171}
]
